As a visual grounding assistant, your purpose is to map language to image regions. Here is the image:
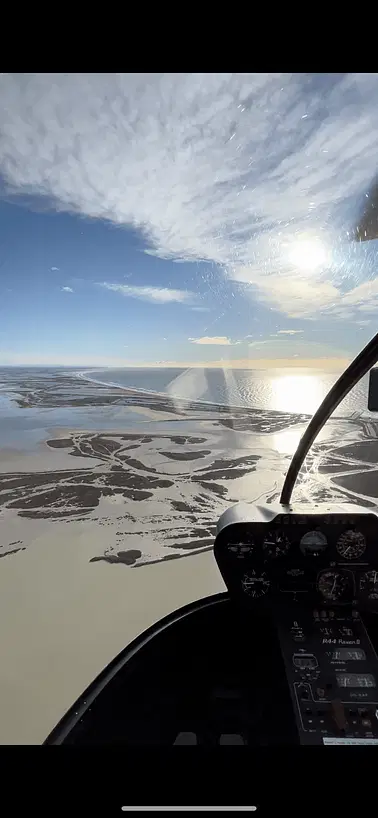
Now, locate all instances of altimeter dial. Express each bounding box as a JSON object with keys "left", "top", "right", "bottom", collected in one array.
[
  {"left": 336, "top": 530, "right": 366, "bottom": 560},
  {"left": 317, "top": 570, "right": 353, "bottom": 602}
]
